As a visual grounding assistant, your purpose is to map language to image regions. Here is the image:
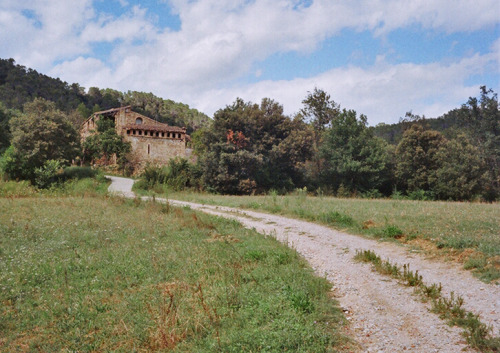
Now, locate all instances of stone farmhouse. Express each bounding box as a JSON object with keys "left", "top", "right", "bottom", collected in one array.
[{"left": 80, "top": 106, "right": 190, "bottom": 169}]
